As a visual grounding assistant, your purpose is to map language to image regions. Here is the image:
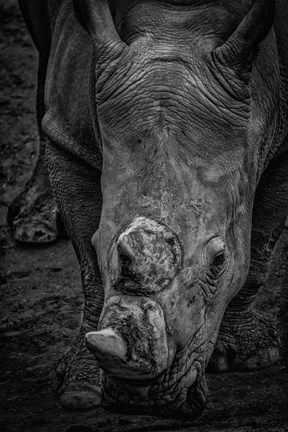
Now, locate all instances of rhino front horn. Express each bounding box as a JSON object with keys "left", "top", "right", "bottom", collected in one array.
[
  {"left": 86, "top": 295, "right": 170, "bottom": 380},
  {"left": 86, "top": 328, "right": 127, "bottom": 372}
]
